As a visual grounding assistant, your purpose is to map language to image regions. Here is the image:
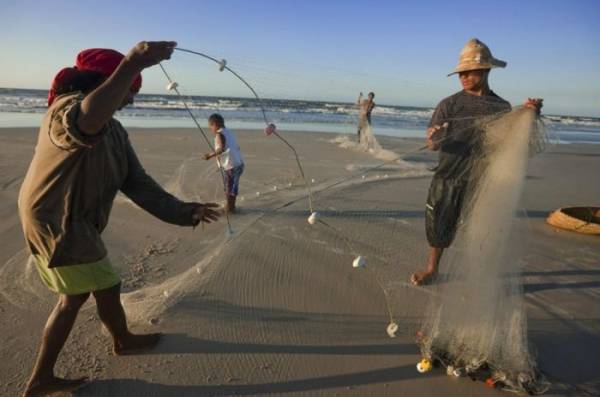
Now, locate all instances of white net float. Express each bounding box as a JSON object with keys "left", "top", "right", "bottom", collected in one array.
[
  {"left": 307, "top": 212, "right": 320, "bottom": 225},
  {"left": 452, "top": 368, "right": 467, "bottom": 377},
  {"left": 352, "top": 255, "right": 366, "bottom": 268},
  {"left": 386, "top": 322, "right": 398, "bottom": 338}
]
